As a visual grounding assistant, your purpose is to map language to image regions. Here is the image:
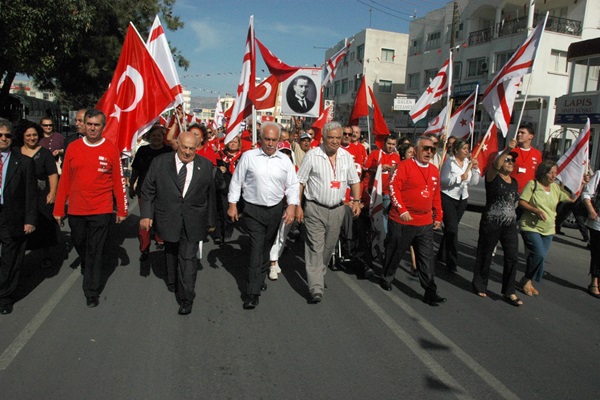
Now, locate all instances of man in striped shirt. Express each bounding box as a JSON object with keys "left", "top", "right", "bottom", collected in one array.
[{"left": 296, "top": 121, "right": 361, "bottom": 303}]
